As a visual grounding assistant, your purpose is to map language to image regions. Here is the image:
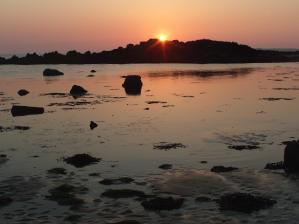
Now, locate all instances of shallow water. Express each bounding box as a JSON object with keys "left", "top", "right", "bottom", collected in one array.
[{"left": 0, "top": 63, "right": 299, "bottom": 223}]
